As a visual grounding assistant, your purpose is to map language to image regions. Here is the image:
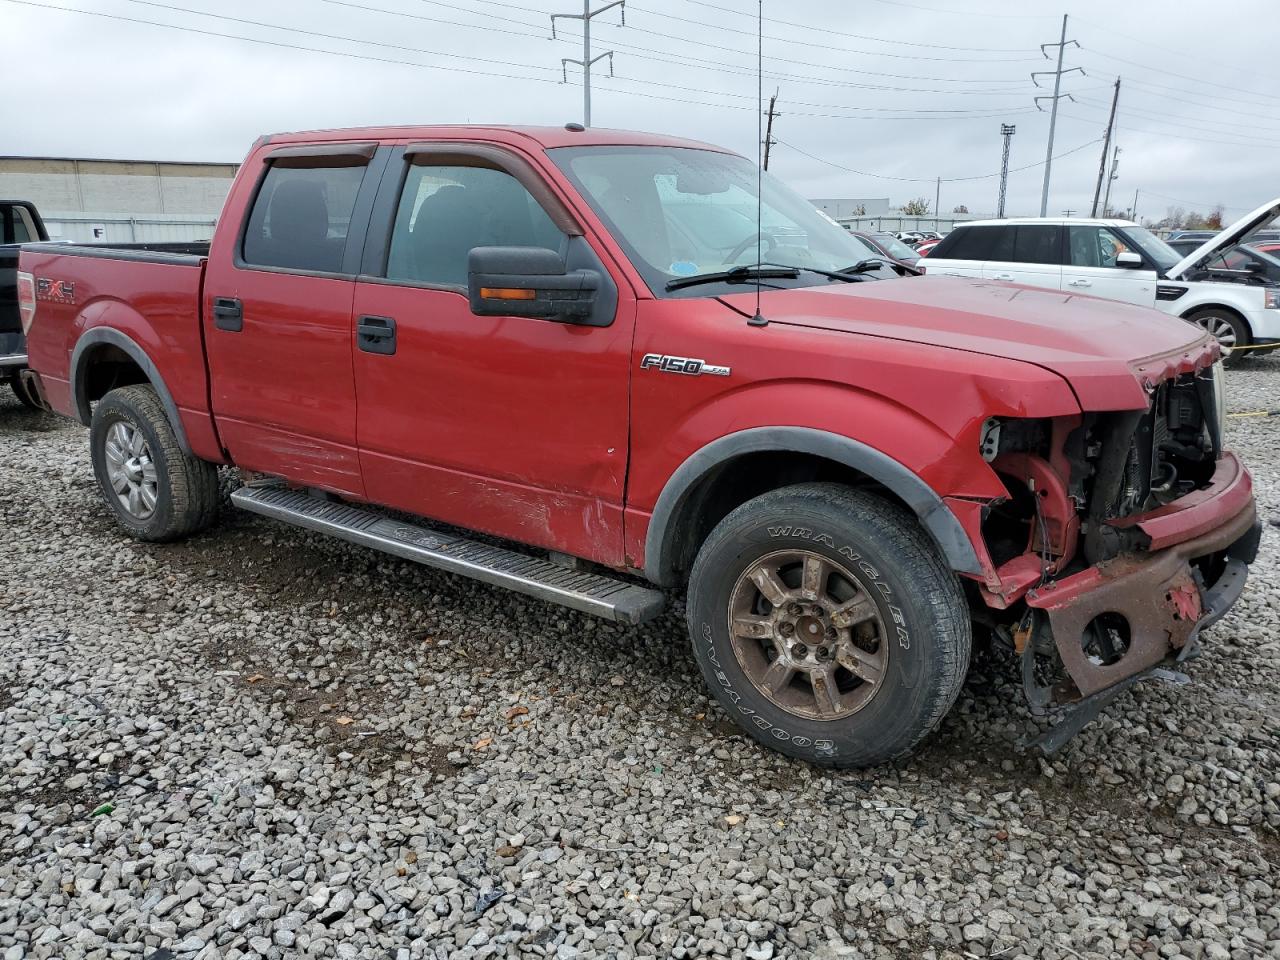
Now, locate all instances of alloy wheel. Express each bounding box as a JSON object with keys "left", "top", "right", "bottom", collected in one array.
[{"left": 103, "top": 420, "right": 159, "bottom": 520}]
